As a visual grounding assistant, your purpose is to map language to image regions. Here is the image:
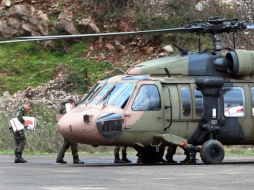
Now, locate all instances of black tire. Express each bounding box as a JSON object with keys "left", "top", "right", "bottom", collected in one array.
[{"left": 200, "top": 139, "right": 224, "bottom": 164}]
